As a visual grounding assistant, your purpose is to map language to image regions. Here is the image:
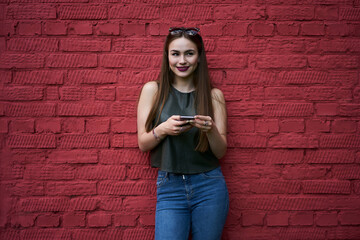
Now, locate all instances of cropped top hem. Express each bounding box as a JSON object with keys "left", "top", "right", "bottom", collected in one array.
[{"left": 150, "top": 162, "right": 220, "bottom": 175}]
